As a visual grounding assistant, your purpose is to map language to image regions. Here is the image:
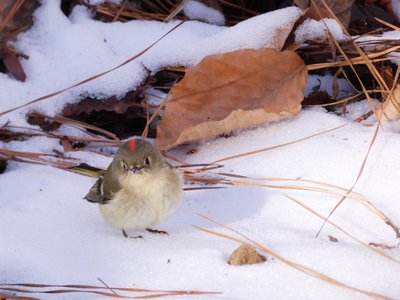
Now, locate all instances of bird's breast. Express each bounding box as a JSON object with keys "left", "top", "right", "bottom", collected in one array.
[{"left": 99, "top": 168, "right": 182, "bottom": 230}]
